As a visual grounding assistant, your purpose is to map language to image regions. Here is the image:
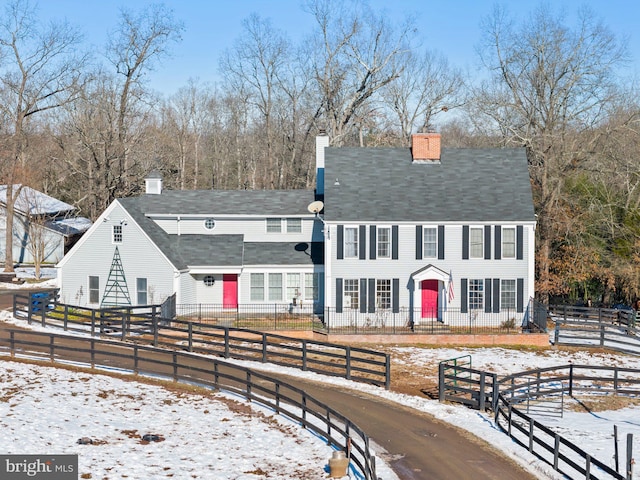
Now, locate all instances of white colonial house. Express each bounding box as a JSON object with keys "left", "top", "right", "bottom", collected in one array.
[{"left": 57, "top": 132, "right": 536, "bottom": 327}]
